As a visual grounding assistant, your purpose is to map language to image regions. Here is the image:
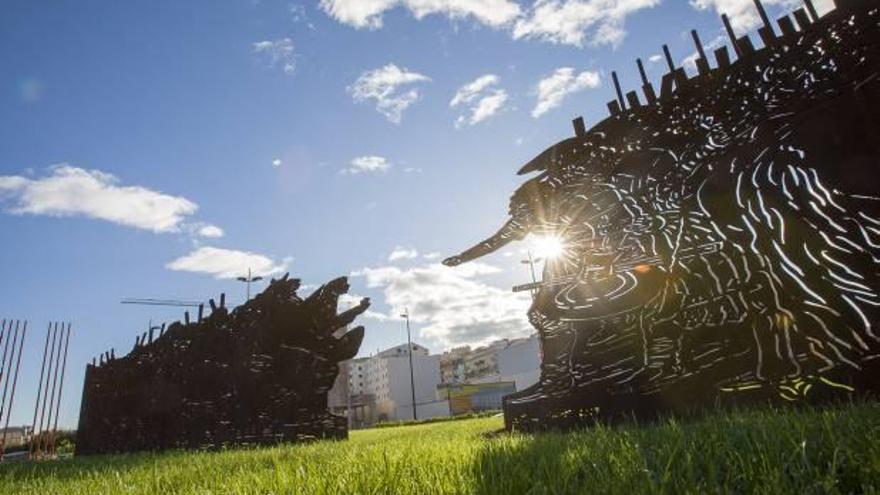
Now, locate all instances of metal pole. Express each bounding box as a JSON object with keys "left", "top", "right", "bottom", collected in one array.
[
  {"left": 35, "top": 323, "right": 59, "bottom": 459},
  {"left": 403, "top": 309, "right": 417, "bottom": 421},
  {"left": 447, "top": 386, "right": 453, "bottom": 416},
  {"left": 45, "top": 322, "right": 65, "bottom": 457},
  {"left": 41, "top": 322, "right": 64, "bottom": 458},
  {"left": 0, "top": 321, "right": 19, "bottom": 427},
  {"left": 49, "top": 323, "right": 71, "bottom": 457},
  {"left": 0, "top": 320, "right": 13, "bottom": 406},
  {"left": 522, "top": 250, "right": 539, "bottom": 300},
  {"left": 0, "top": 321, "right": 26, "bottom": 460},
  {"left": 29, "top": 324, "right": 51, "bottom": 459}
]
